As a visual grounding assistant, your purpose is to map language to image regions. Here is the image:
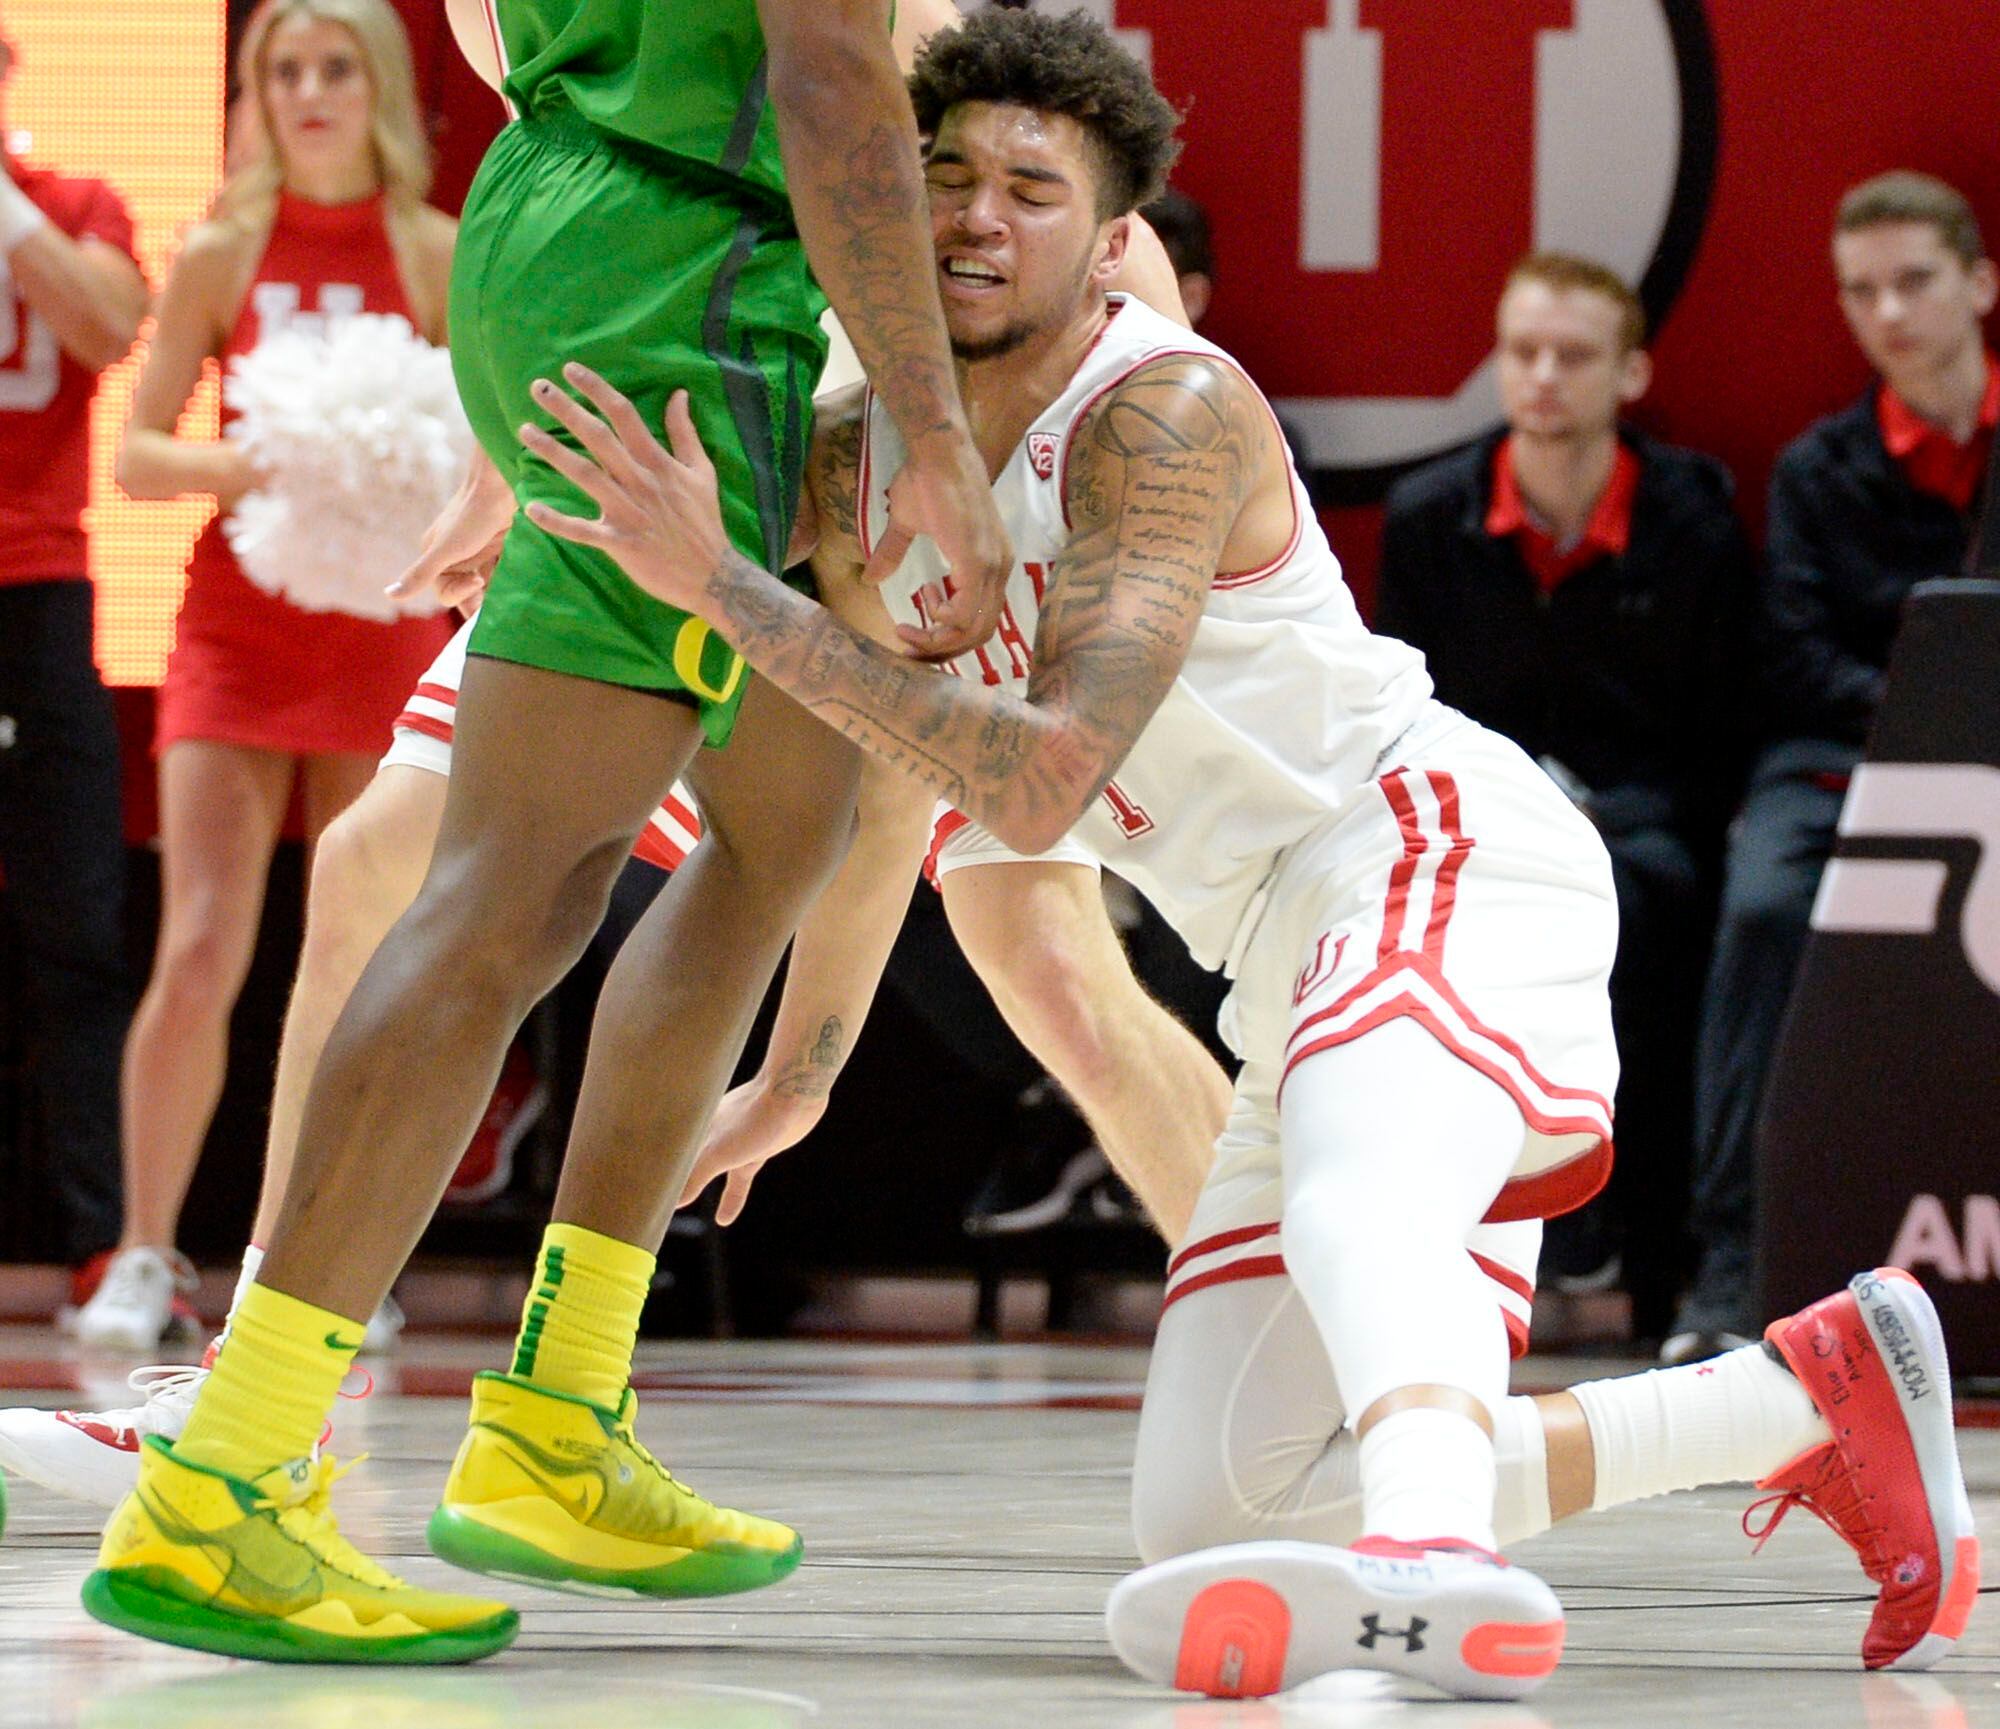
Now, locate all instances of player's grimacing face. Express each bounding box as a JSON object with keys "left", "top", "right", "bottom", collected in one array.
[
  {"left": 926, "top": 102, "right": 1116, "bottom": 362},
  {"left": 261, "top": 16, "right": 375, "bottom": 181},
  {"left": 1495, "top": 282, "right": 1643, "bottom": 442}
]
